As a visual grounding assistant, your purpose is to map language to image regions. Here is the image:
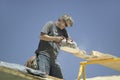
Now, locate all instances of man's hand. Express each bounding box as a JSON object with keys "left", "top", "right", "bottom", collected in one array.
[
  {"left": 53, "top": 36, "right": 64, "bottom": 43},
  {"left": 66, "top": 38, "right": 73, "bottom": 44}
]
